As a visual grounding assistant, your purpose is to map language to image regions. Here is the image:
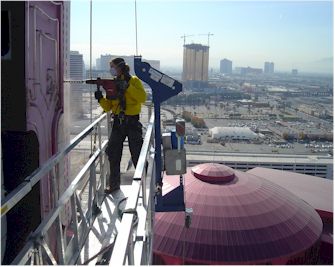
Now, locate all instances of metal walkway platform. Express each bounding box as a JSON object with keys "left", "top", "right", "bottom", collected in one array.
[
  {"left": 79, "top": 182, "right": 132, "bottom": 265},
  {"left": 76, "top": 145, "right": 143, "bottom": 265},
  {"left": 3, "top": 112, "right": 155, "bottom": 265}
]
